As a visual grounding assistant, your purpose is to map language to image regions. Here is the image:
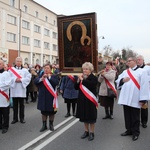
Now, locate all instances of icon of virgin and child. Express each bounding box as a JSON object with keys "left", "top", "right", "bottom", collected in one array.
[{"left": 64, "top": 20, "right": 92, "bottom": 67}]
